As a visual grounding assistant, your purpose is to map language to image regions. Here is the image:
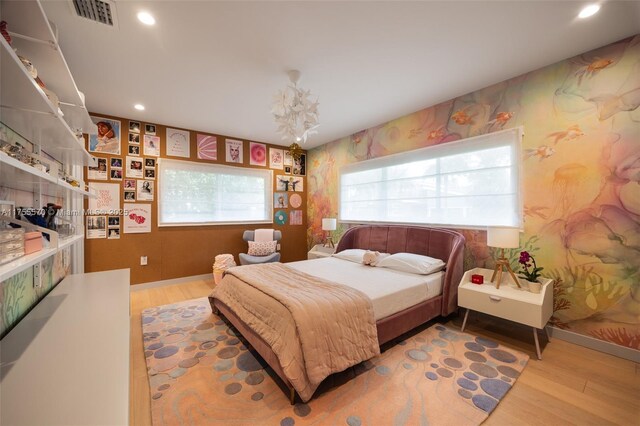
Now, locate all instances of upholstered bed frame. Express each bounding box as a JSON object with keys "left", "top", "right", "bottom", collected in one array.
[{"left": 212, "top": 225, "right": 465, "bottom": 403}]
